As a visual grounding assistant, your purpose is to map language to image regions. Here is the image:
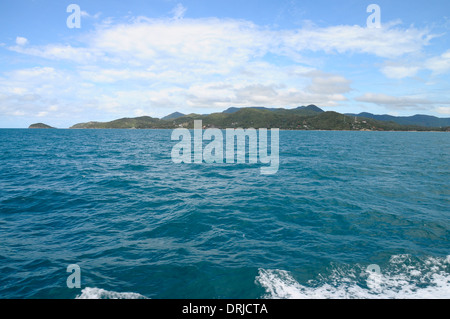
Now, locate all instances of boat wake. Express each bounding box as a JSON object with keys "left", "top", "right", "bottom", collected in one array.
[
  {"left": 76, "top": 287, "right": 148, "bottom": 299},
  {"left": 256, "top": 255, "right": 450, "bottom": 299}
]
